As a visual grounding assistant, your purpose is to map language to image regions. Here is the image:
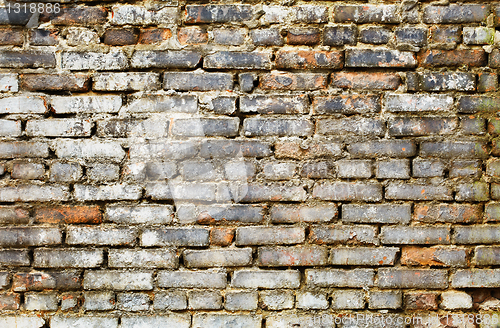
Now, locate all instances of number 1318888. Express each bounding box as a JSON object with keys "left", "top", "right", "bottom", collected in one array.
[{"left": 7, "top": 2, "right": 60, "bottom": 13}]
